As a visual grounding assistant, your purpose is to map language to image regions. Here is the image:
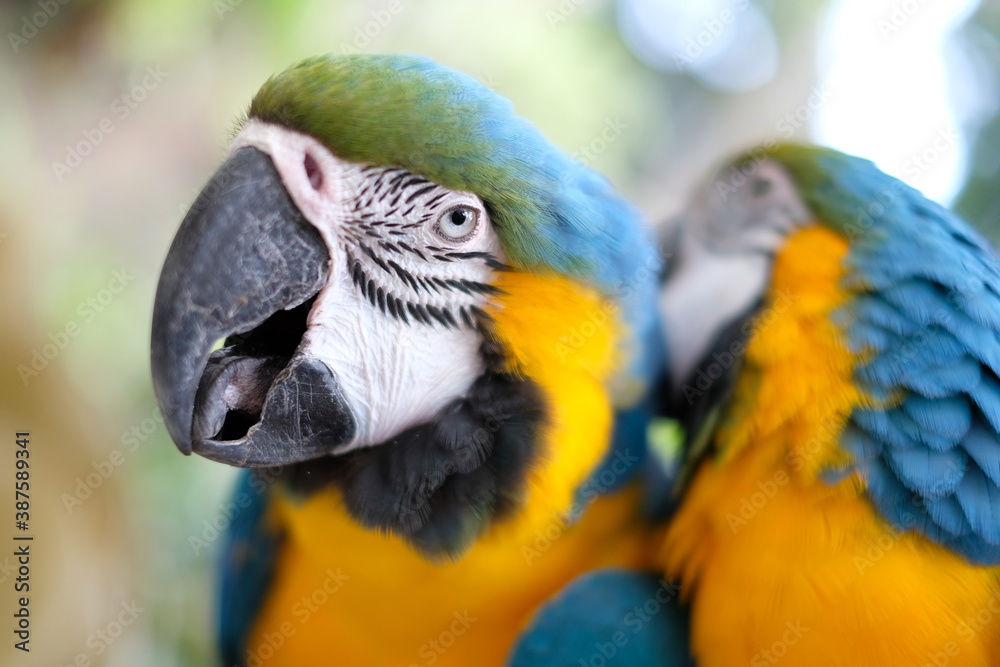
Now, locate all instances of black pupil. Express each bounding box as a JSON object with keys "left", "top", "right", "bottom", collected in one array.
[
  {"left": 450, "top": 209, "right": 470, "bottom": 227},
  {"left": 752, "top": 179, "right": 772, "bottom": 197}
]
